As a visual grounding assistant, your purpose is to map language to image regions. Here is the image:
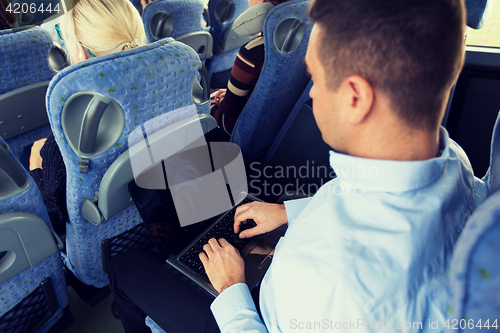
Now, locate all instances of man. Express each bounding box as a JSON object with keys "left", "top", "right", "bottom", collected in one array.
[{"left": 109, "top": 0, "right": 485, "bottom": 331}]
